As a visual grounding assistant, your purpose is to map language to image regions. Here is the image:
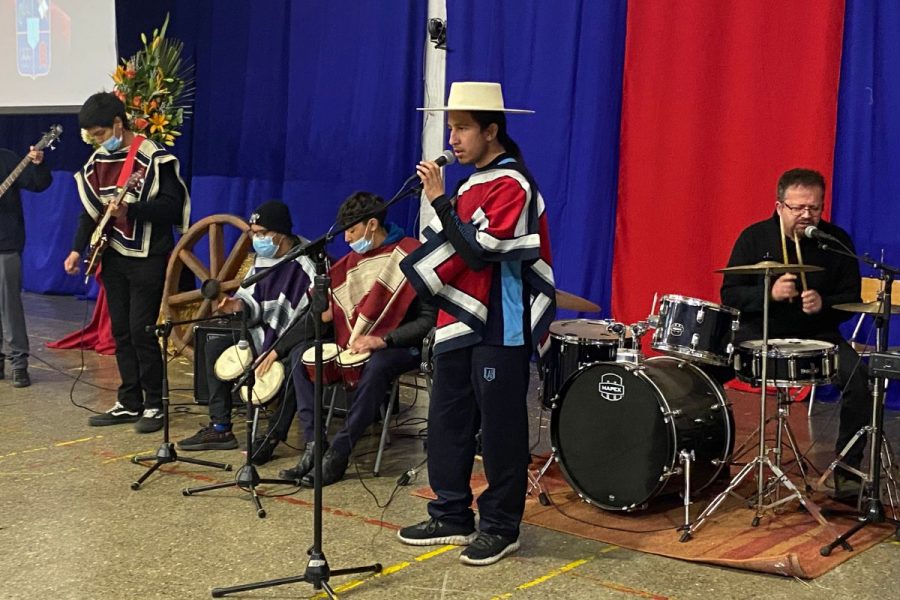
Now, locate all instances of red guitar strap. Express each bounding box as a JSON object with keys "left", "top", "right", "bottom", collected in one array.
[
  {"left": 115, "top": 135, "right": 146, "bottom": 187},
  {"left": 113, "top": 135, "right": 145, "bottom": 235}
]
